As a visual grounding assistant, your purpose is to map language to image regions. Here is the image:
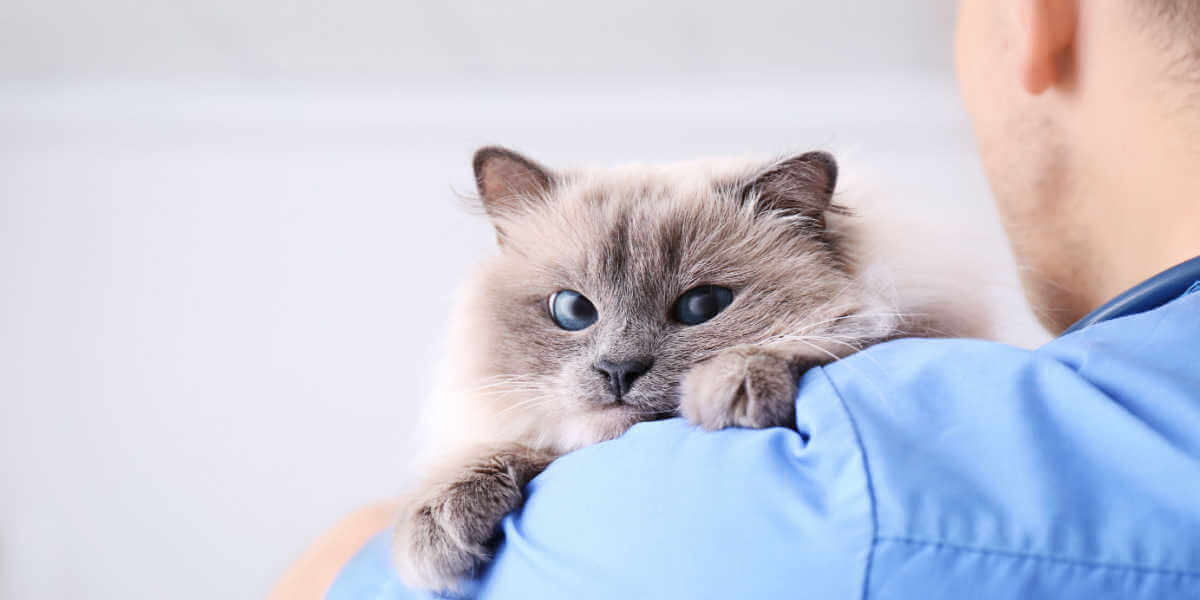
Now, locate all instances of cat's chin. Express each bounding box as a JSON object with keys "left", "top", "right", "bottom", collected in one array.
[
  {"left": 587, "top": 403, "right": 643, "bottom": 431},
  {"left": 551, "top": 405, "right": 650, "bottom": 452}
]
